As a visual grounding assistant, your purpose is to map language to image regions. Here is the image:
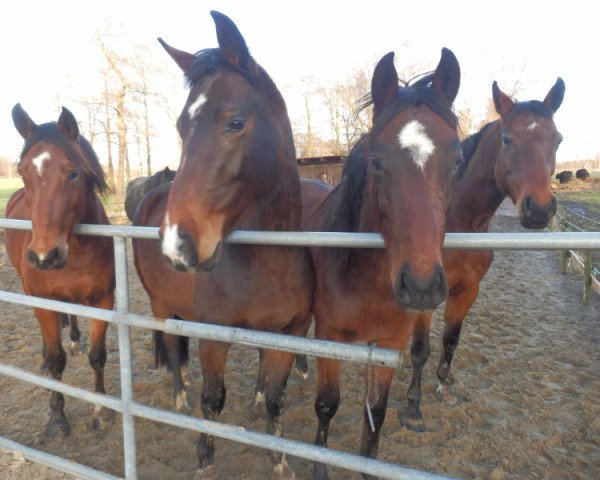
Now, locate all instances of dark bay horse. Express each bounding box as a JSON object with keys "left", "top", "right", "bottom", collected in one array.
[
  {"left": 5, "top": 104, "right": 116, "bottom": 437},
  {"left": 124, "top": 166, "right": 176, "bottom": 222},
  {"left": 132, "top": 181, "right": 194, "bottom": 413},
  {"left": 157, "top": 11, "right": 313, "bottom": 478},
  {"left": 302, "top": 49, "right": 462, "bottom": 478},
  {"left": 403, "top": 78, "right": 565, "bottom": 431}
]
